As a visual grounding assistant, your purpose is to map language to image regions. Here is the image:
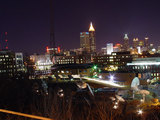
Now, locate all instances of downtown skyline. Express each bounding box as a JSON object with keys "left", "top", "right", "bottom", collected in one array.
[{"left": 1, "top": 0, "right": 160, "bottom": 54}]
